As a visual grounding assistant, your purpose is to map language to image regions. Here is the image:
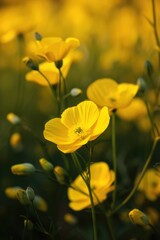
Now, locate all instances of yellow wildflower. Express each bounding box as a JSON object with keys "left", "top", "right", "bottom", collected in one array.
[
  {"left": 25, "top": 57, "right": 71, "bottom": 86},
  {"left": 136, "top": 169, "right": 160, "bottom": 201},
  {"left": 43, "top": 100, "right": 110, "bottom": 153},
  {"left": 35, "top": 37, "right": 80, "bottom": 62},
  {"left": 67, "top": 162, "right": 115, "bottom": 211},
  {"left": 5, "top": 186, "right": 22, "bottom": 199},
  {"left": 87, "top": 78, "right": 139, "bottom": 111}
]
